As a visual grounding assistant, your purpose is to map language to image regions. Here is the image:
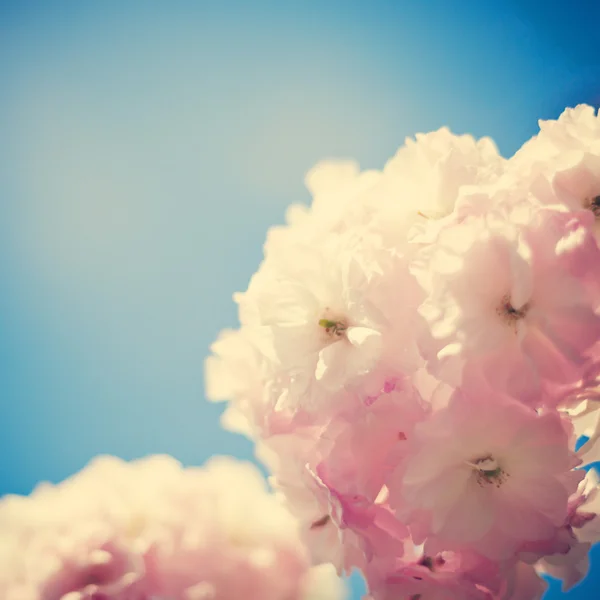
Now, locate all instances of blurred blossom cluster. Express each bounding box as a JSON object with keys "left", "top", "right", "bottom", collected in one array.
[
  {"left": 205, "top": 105, "right": 600, "bottom": 599},
  {"left": 0, "top": 455, "right": 345, "bottom": 600}
]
